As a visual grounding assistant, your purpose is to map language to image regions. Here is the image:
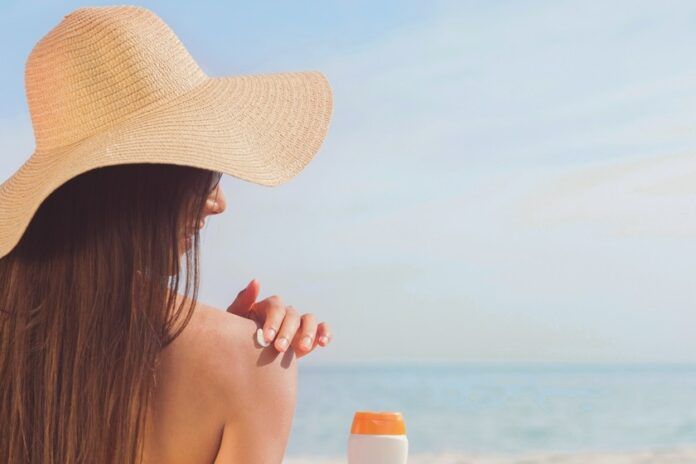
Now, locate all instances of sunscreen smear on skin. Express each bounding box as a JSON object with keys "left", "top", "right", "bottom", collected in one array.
[
  {"left": 256, "top": 328, "right": 270, "bottom": 347},
  {"left": 348, "top": 411, "right": 408, "bottom": 464}
]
